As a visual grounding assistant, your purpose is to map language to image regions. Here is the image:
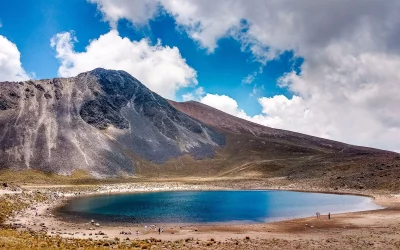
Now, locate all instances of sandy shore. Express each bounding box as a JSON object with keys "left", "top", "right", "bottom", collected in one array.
[{"left": 3, "top": 182, "right": 400, "bottom": 249}]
